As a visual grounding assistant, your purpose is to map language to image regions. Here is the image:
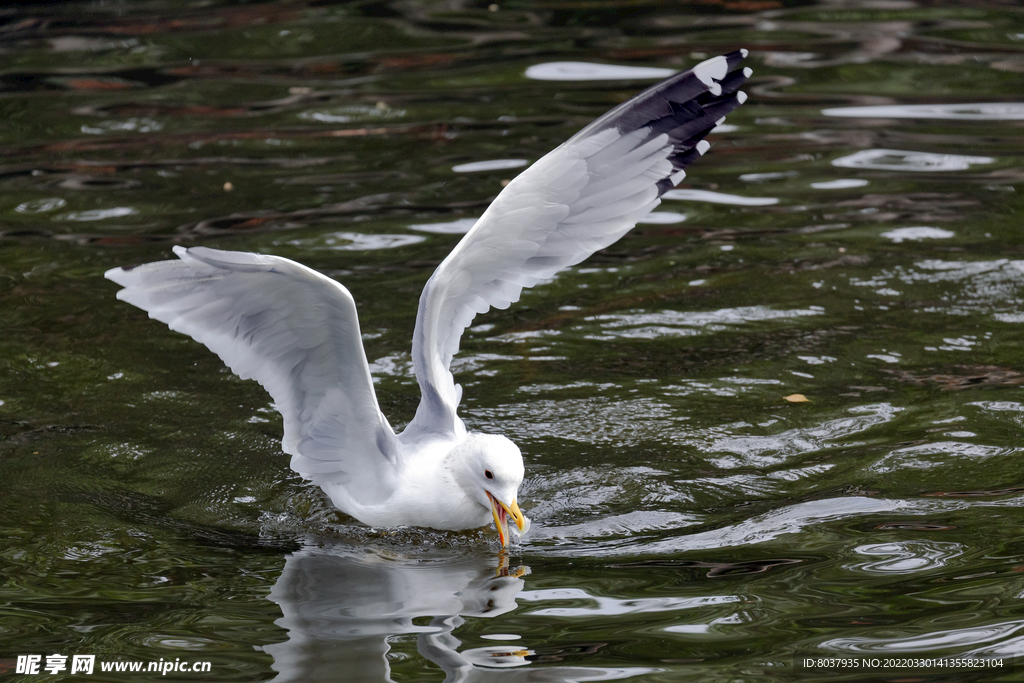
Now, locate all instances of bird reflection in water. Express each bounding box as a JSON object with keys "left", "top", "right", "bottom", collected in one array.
[{"left": 265, "top": 544, "right": 652, "bottom": 682}]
